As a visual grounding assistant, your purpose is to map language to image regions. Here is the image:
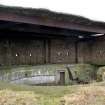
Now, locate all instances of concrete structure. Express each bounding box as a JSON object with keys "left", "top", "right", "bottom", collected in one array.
[{"left": 0, "top": 5, "right": 105, "bottom": 65}]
